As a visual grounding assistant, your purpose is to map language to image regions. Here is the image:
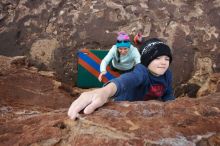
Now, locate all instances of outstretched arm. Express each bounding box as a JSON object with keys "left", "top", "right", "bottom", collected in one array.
[
  {"left": 99, "top": 46, "right": 116, "bottom": 81},
  {"left": 100, "top": 45, "right": 116, "bottom": 73},
  {"left": 68, "top": 82, "right": 117, "bottom": 120}
]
